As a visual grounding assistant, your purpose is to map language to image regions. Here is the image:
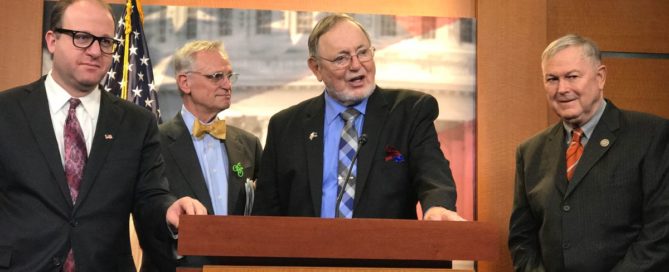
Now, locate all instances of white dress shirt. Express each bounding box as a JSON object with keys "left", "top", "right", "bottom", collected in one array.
[{"left": 44, "top": 71, "right": 100, "bottom": 165}]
